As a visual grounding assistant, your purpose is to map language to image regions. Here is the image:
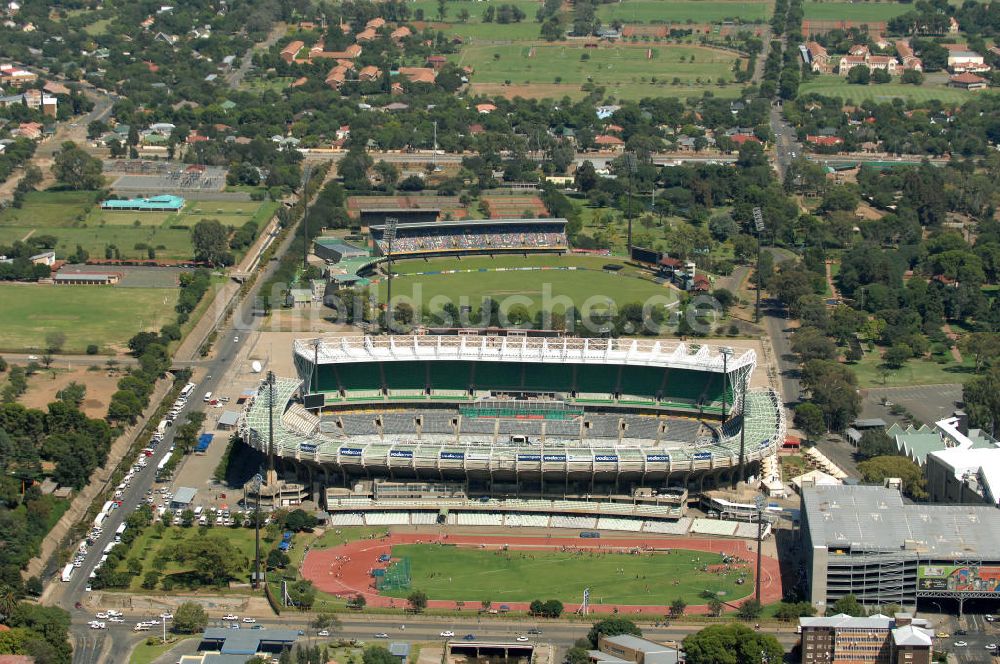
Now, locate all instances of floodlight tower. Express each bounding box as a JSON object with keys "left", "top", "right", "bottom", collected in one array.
[
  {"left": 302, "top": 164, "right": 313, "bottom": 271},
  {"left": 623, "top": 152, "right": 637, "bottom": 253},
  {"left": 383, "top": 217, "right": 399, "bottom": 334},
  {"left": 755, "top": 494, "right": 767, "bottom": 603},
  {"left": 251, "top": 472, "right": 263, "bottom": 590},
  {"left": 752, "top": 207, "right": 766, "bottom": 323}
]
